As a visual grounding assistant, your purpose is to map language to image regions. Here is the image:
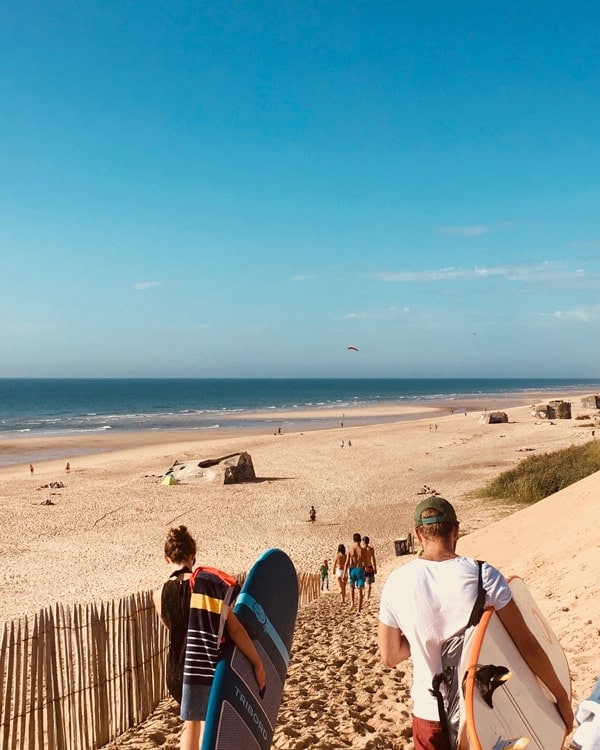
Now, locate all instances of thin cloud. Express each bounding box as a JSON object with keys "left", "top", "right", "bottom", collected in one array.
[
  {"left": 439, "top": 225, "right": 492, "bottom": 237},
  {"left": 132, "top": 281, "right": 162, "bottom": 290},
  {"left": 289, "top": 274, "right": 315, "bottom": 281},
  {"left": 343, "top": 307, "right": 407, "bottom": 321},
  {"left": 371, "top": 261, "right": 587, "bottom": 284},
  {"left": 540, "top": 305, "right": 600, "bottom": 322}
]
